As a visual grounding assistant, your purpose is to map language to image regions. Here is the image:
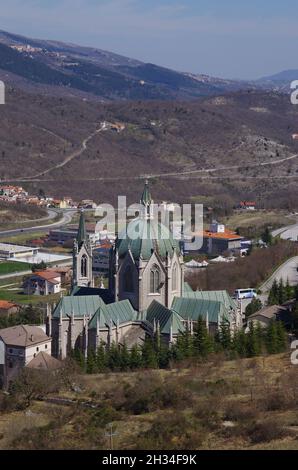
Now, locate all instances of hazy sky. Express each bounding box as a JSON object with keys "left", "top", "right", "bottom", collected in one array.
[{"left": 1, "top": 0, "right": 298, "bottom": 79}]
